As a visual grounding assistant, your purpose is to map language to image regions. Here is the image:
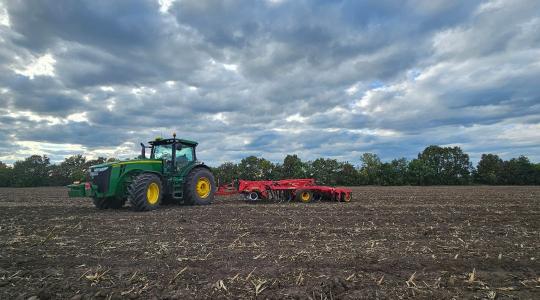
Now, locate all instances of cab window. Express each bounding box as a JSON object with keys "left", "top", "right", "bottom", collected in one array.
[
  {"left": 175, "top": 144, "right": 194, "bottom": 167},
  {"left": 153, "top": 144, "right": 173, "bottom": 160}
]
